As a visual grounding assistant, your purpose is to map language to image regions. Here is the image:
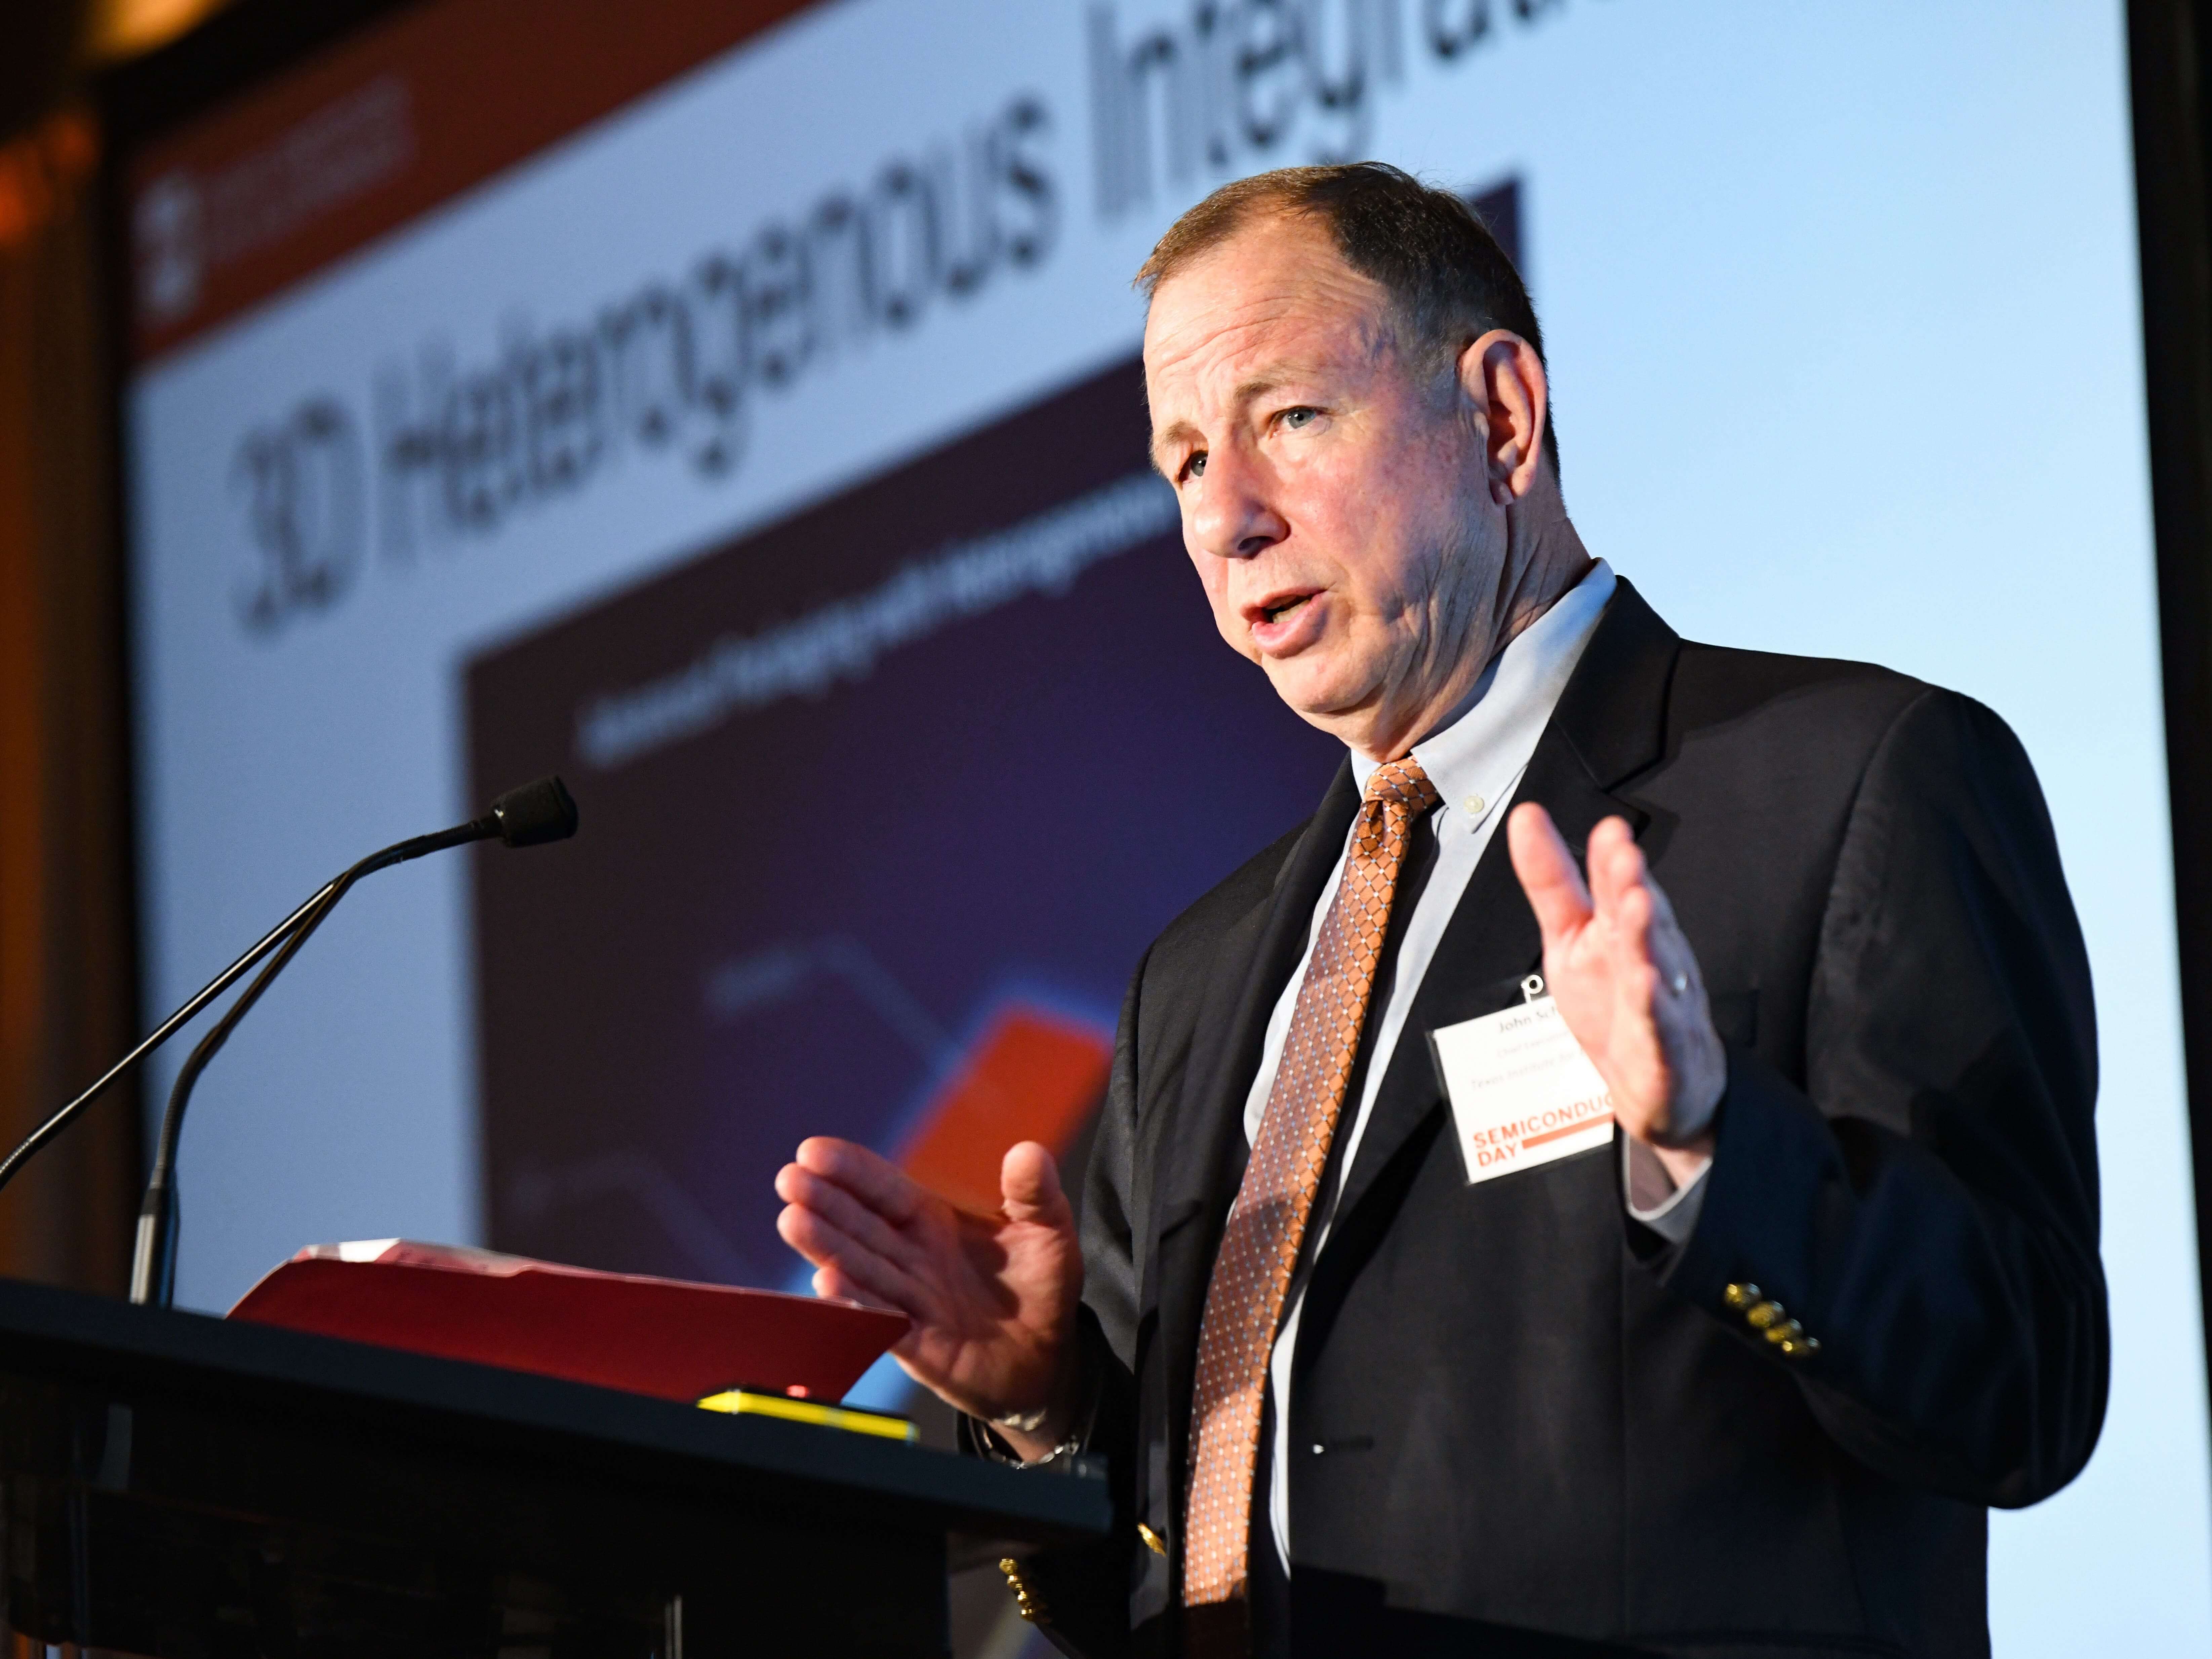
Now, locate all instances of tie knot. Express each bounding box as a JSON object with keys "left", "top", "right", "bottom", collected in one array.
[{"left": 1364, "top": 756, "right": 1440, "bottom": 816}]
